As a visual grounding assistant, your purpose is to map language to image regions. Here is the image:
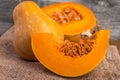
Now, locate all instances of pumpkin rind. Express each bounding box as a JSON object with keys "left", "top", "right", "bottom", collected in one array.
[
  {"left": 13, "top": 1, "right": 64, "bottom": 61},
  {"left": 32, "top": 30, "right": 110, "bottom": 77},
  {"left": 43, "top": 2, "right": 96, "bottom": 35}
]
